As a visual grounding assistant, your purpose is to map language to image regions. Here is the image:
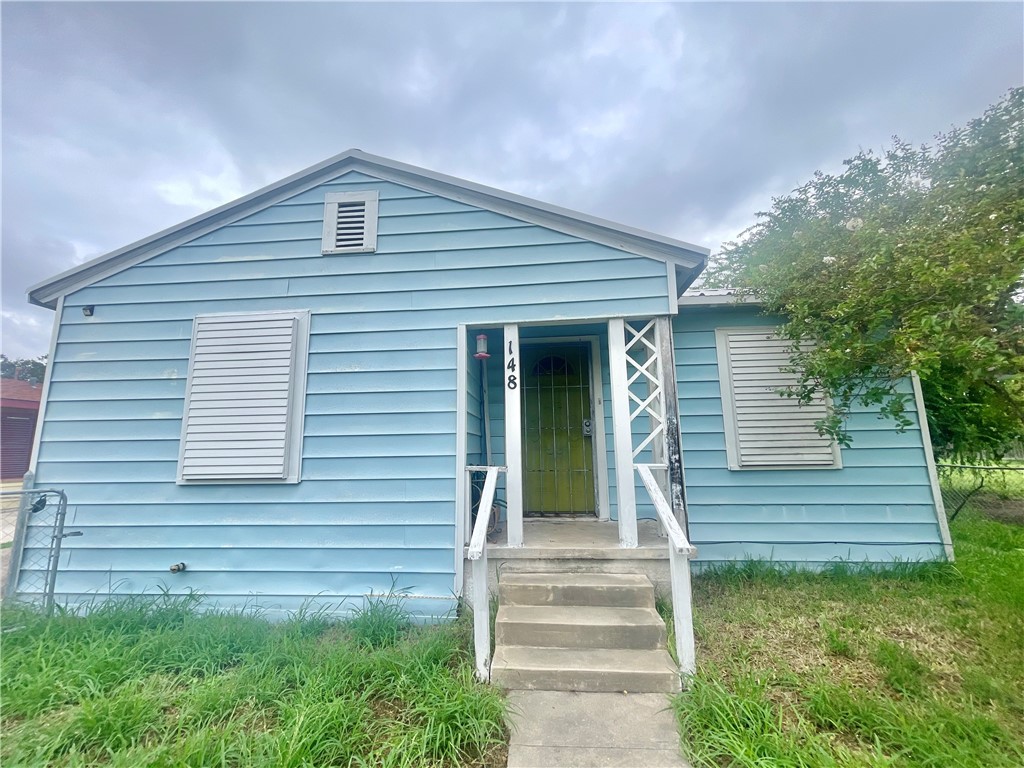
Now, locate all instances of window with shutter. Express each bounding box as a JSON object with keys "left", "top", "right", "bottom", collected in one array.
[
  {"left": 715, "top": 328, "right": 841, "bottom": 470},
  {"left": 321, "top": 191, "right": 379, "bottom": 254},
  {"left": 177, "top": 311, "right": 310, "bottom": 483}
]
